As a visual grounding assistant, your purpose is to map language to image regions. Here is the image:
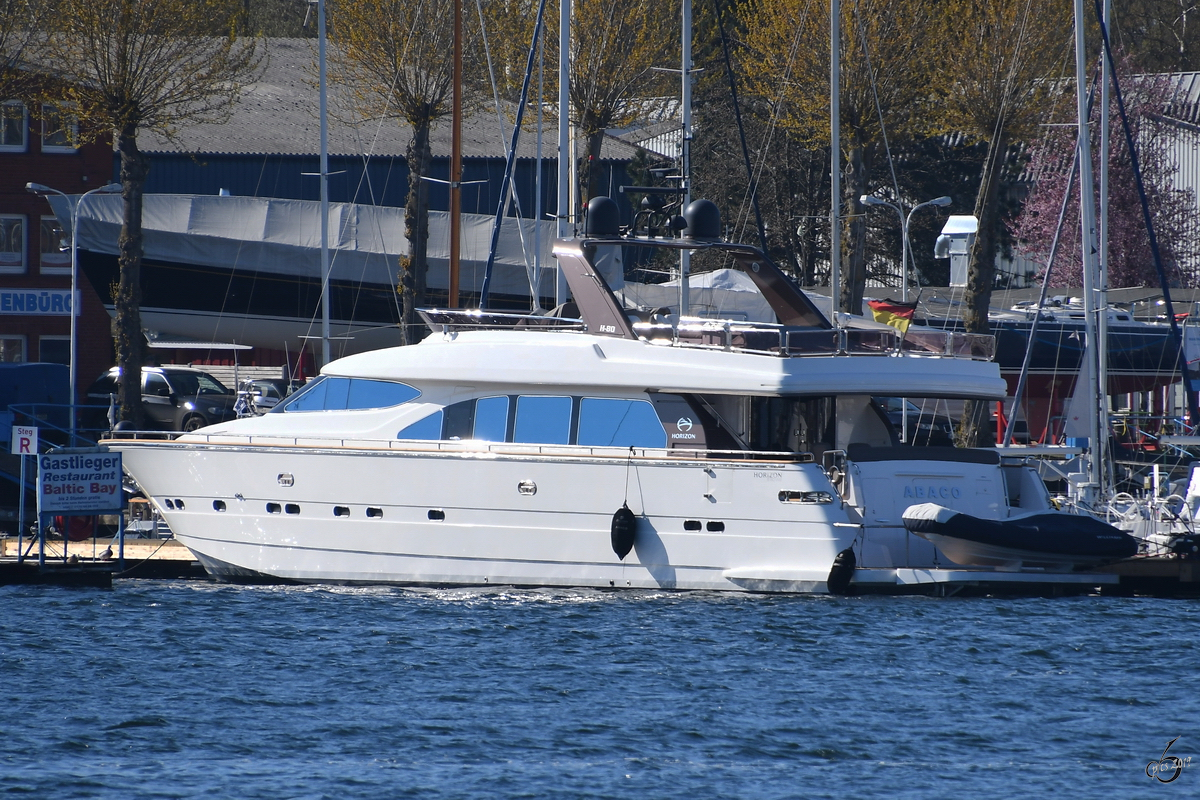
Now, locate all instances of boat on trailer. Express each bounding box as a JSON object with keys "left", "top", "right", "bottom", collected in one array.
[{"left": 106, "top": 198, "right": 1125, "bottom": 592}]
